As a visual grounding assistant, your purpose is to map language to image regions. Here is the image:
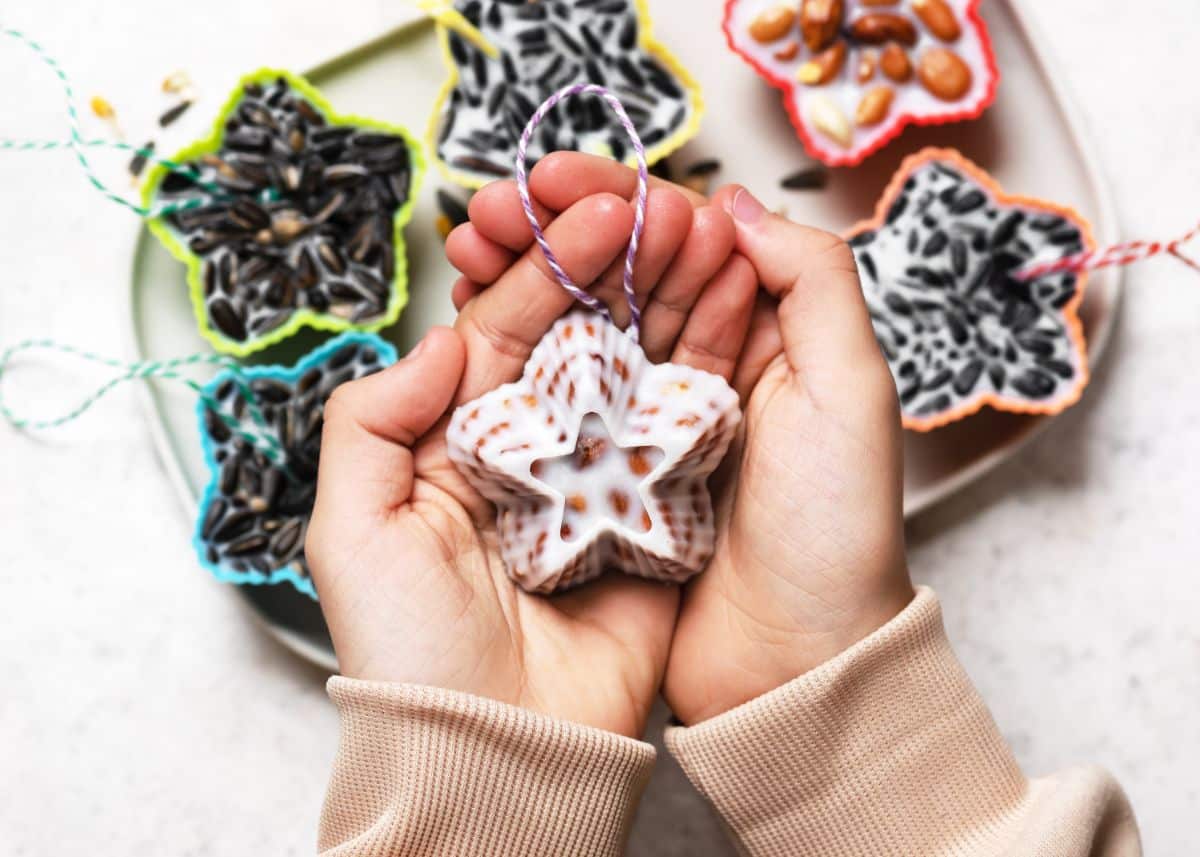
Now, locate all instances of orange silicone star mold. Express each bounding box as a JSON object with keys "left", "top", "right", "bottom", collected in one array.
[{"left": 846, "top": 148, "right": 1094, "bottom": 431}]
